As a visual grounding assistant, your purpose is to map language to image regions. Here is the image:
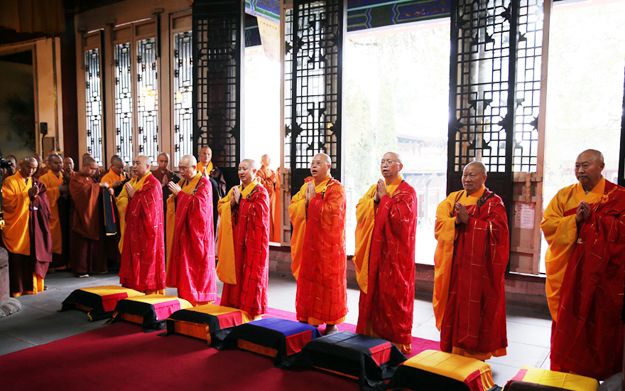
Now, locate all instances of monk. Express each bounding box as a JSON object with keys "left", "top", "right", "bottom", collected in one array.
[
  {"left": 255, "top": 154, "right": 278, "bottom": 242},
  {"left": 165, "top": 155, "right": 216, "bottom": 305},
  {"left": 2, "top": 157, "right": 53, "bottom": 296},
  {"left": 289, "top": 153, "right": 347, "bottom": 335},
  {"left": 354, "top": 152, "right": 417, "bottom": 353},
  {"left": 63, "top": 157, "right": 74, "bottom": 176},
  {"left": 152, "top": 152, "right": 180, "bottom": 213},
  {"left": 541, "top": 149, "right": 625, "bottom": 380},
  {"left": 119, "top": 155, "right": 166, "bottom": 294},
  {"left": 32, "top": 153, "right": 46, "bottom": 178},
  {"left": 433, "top": 161, "right": 509, "bottom": 360},
  {"left": 197, "top": 145, "right": 226, "bottom": 199},
  {"left": 217, "top": 159, "right": 270, "bottom": 317},
  {"left": 100, "top": 156, "right": 127, "bottom": 189},
  {"left": 39, "top": 154, "right": 70, "bottom": 270},
  {"left": 69, "top": 157, "right": 112, "bottom": 277}
]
